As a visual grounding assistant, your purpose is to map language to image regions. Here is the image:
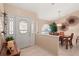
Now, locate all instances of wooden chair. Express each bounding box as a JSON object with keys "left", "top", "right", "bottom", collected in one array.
[
  {"left": 69, "top": 33, "right": 74, "bottom": 48},
  {"left": 64, "top": 33, "right": 74, "bottom": 49},
  {"left": 59, "top": 32, "right": 64, "bottom": 46},
  {"left": 59, "top": 32, "right": 64, "bottom": 37},
  {"left": 76, "top": 36, "right": 79, "bottom": 45}
]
